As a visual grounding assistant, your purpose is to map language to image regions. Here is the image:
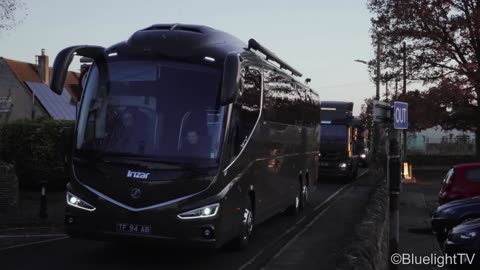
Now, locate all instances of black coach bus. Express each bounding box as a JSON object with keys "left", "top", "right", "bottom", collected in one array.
[
  {"left": 50, "top": 24, "right": 320, "bottom": 249},
  {"left": 318, "top": 101, "right": 359, "bottom": 181}
]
